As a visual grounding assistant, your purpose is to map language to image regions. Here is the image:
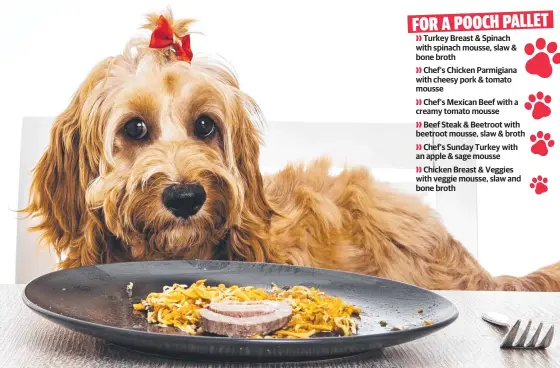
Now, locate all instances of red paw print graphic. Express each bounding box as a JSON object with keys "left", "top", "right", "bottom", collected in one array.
[
  {"left": 524, "top": 92, "right": 551, "bottom": 120},
  {"left": 525, "top": 38, "right": 560, "bottom": 78},
  {"left": 530, "top": 176, "right": 548, "bottom": 195},
  {"left": 530, "top": 131, "right": 555, "bottom": 156}
]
